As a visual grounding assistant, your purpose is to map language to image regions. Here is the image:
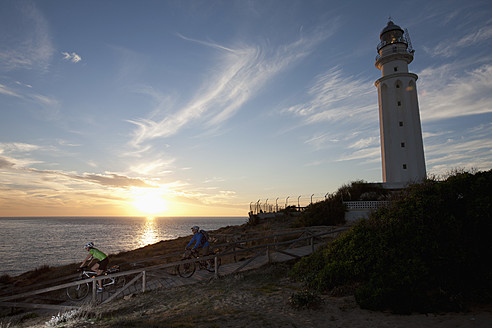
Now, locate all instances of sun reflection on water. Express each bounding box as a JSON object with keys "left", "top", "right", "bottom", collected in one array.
[{"left": 138, "top": 217, "right": 160, "bottom": 248}]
